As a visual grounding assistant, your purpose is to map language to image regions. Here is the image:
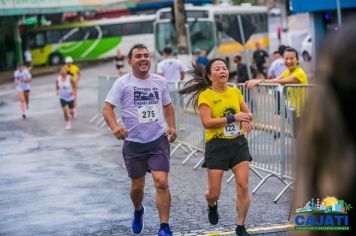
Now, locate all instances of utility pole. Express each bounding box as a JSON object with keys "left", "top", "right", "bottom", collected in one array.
[{"left": 173, "top": 0, "right": 189, "bottom": 55}]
